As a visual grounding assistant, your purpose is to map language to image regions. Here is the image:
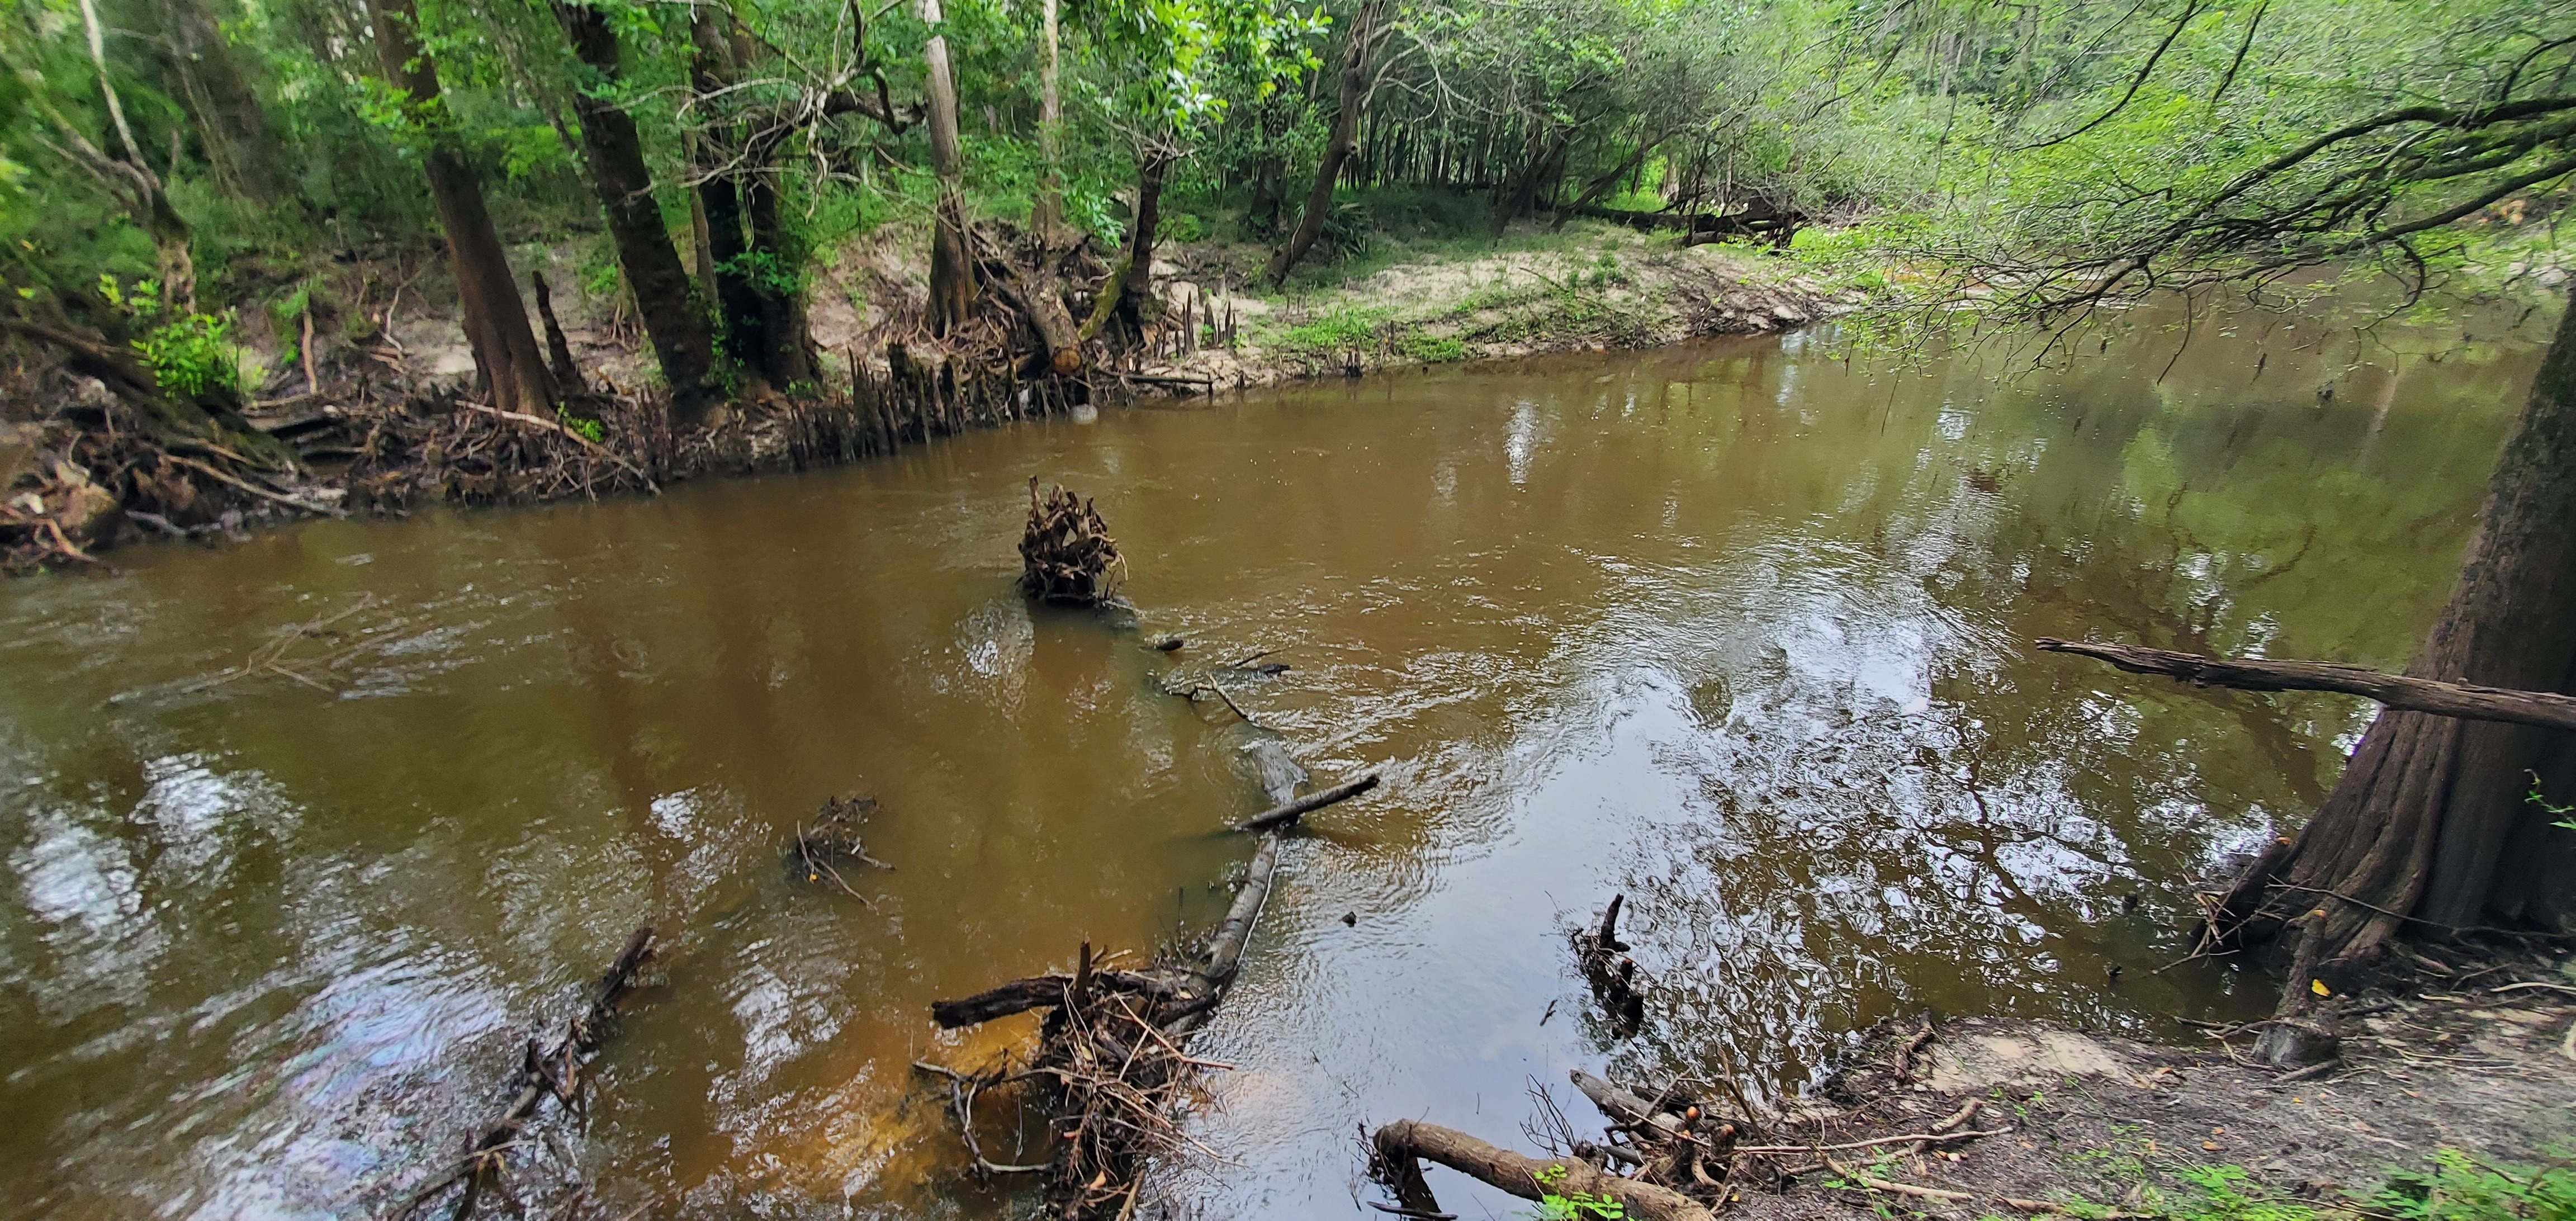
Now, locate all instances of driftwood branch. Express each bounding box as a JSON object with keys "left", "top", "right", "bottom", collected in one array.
[
  {"left": 396, "top": 926, "right": 656, "bottom": 1217},
  {"left": 1372, "top": 1119, "right": 1716, "bottom": 1221},
  {"left": 1192, "top": 832, "right": 1280, "bottom": 995},
  {"left": 2035, "top": 638, "right": 2576, "bottom": 732},
  {"left": 1235, "top": 774, "right": 1381, "bottom": 832}
]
